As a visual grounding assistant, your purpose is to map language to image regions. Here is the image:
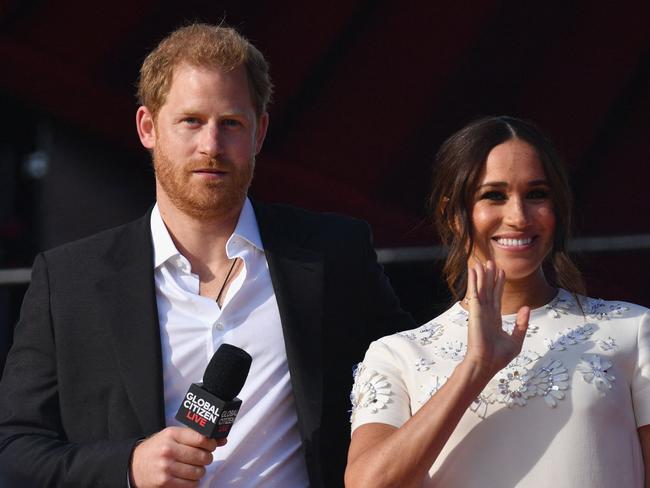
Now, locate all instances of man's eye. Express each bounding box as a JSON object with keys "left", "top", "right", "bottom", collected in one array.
[
  {"left": 183, "top": 117, "right": 200, "bottom": 125},
  {"left": 221, "top": 119, "right": 241, "bottom": 127},
  {"left": 479, "top": 191, "right": 506, "bottom": 201}
]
